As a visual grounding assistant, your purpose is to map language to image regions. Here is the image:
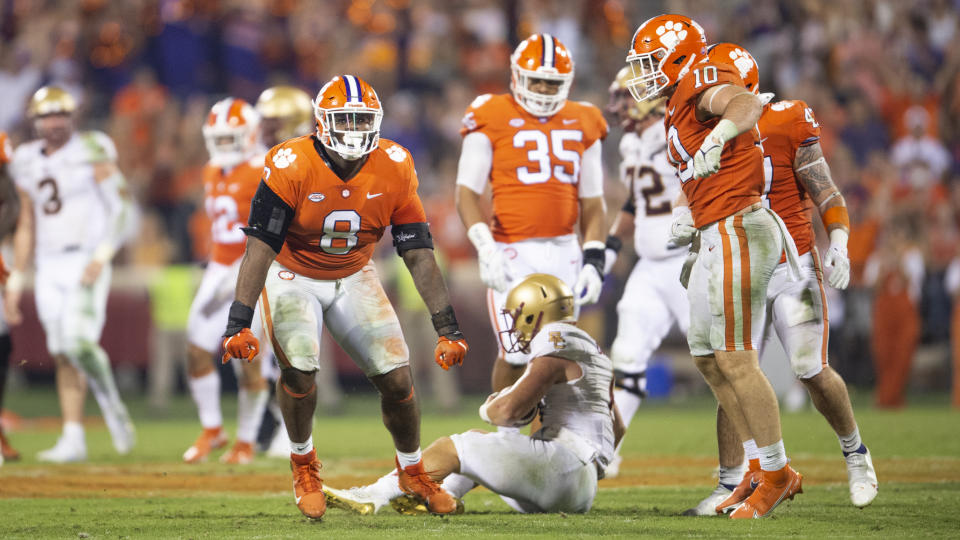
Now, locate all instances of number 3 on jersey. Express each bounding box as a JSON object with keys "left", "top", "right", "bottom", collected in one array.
[{"left": 513, "top": 129, "right": 582, "bottom": 184}]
